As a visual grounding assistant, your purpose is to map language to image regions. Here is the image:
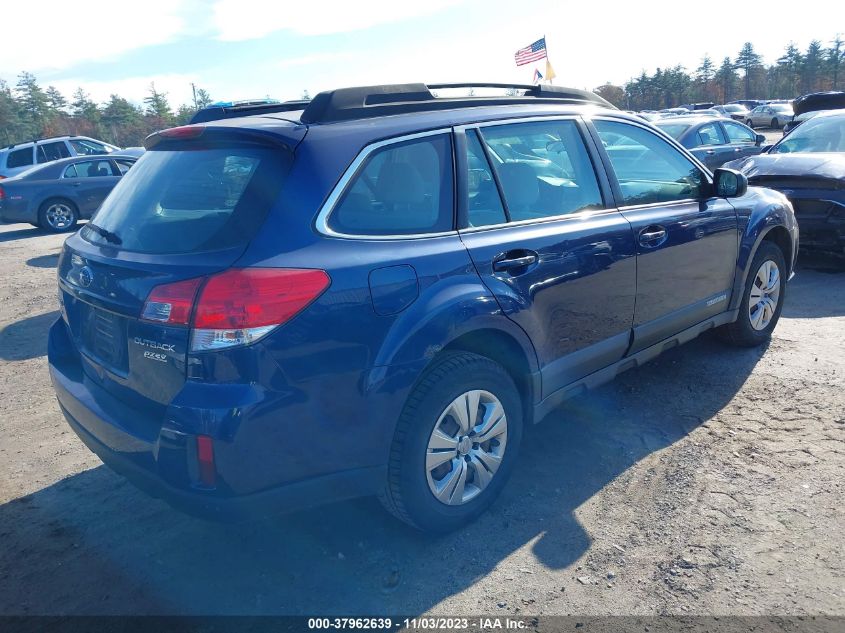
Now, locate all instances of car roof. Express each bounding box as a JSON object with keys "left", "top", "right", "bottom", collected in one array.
[{"left": 655, "top": 115, "right": 729, "bottom": 125}]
